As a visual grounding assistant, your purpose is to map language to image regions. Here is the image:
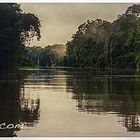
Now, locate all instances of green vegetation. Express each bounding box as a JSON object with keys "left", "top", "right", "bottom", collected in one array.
[
  {"left": 65, "top": 4, "right": 140, "bottom": 69},
  {"left": 1, "top": 4, "right": 140, "bottom": 70},
  {"left": 0, "top": 3, "right": 41, "bottom": 72},
  {"left": 23, "top": 44, "right": 66, "bottom": 67}
]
